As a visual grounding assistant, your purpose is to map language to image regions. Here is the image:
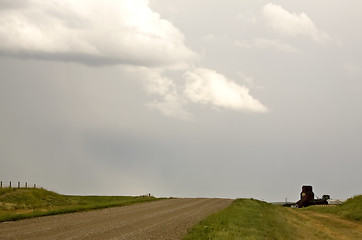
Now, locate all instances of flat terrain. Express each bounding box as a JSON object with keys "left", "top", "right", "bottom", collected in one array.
[{"left": 0, "top": 198, "right": 233, "bottom": 240}]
